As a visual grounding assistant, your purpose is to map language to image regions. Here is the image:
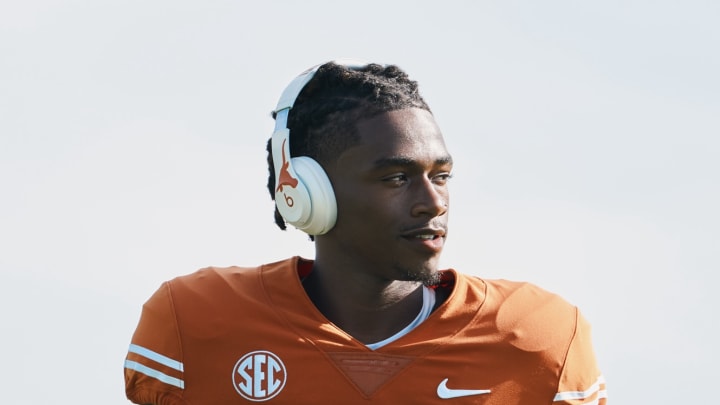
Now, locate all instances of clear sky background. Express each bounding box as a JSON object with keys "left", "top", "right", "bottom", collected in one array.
[{"left": 1, "top": 0, "right": 718, "bottom": 403}]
